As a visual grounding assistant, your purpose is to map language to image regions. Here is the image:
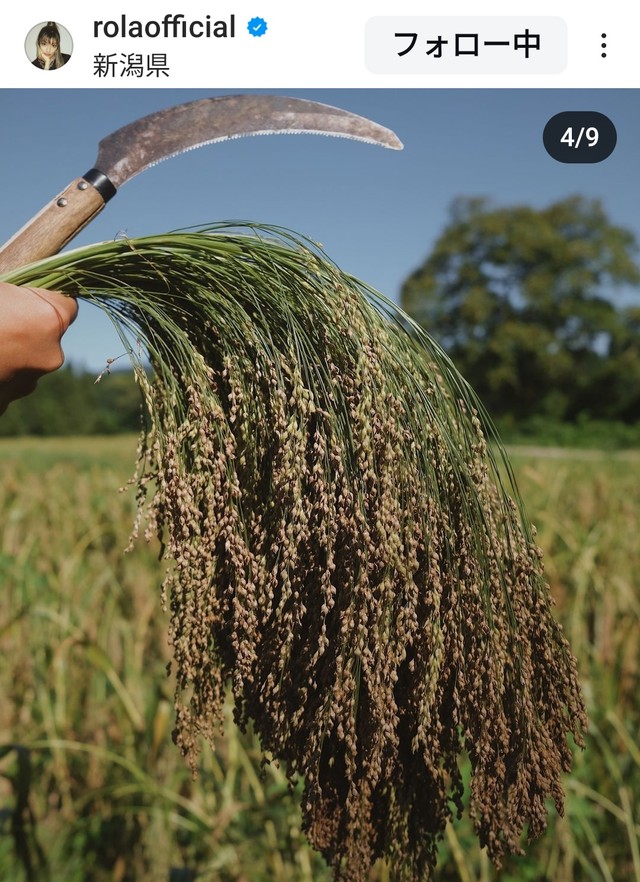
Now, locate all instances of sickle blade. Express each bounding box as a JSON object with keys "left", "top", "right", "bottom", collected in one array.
[
  {"left": 0, "top": 95, "right": 403, "bottom": 275},
  {"left": 96, "top": 95, "right": 403, "bottom": 189}
]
